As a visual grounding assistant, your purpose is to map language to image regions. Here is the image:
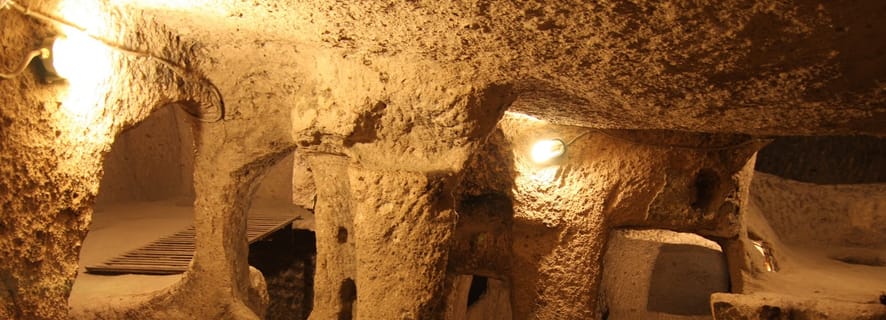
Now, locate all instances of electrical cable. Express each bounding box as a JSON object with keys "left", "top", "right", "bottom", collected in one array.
[
  {"left": 0, "top": 49, "right": 42, "bottom": 79},
  {"left": 587, "top": 128, "right": 766, "bottom": 151},
  {"left": 564, "top": 130, "right": 592, "bottom": 146},
  {"left": 555, "top": 128, "right": 764, "bottom": 153},
  {"left": 2, "top": 0, "right": 225, "bottom": 122}
]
